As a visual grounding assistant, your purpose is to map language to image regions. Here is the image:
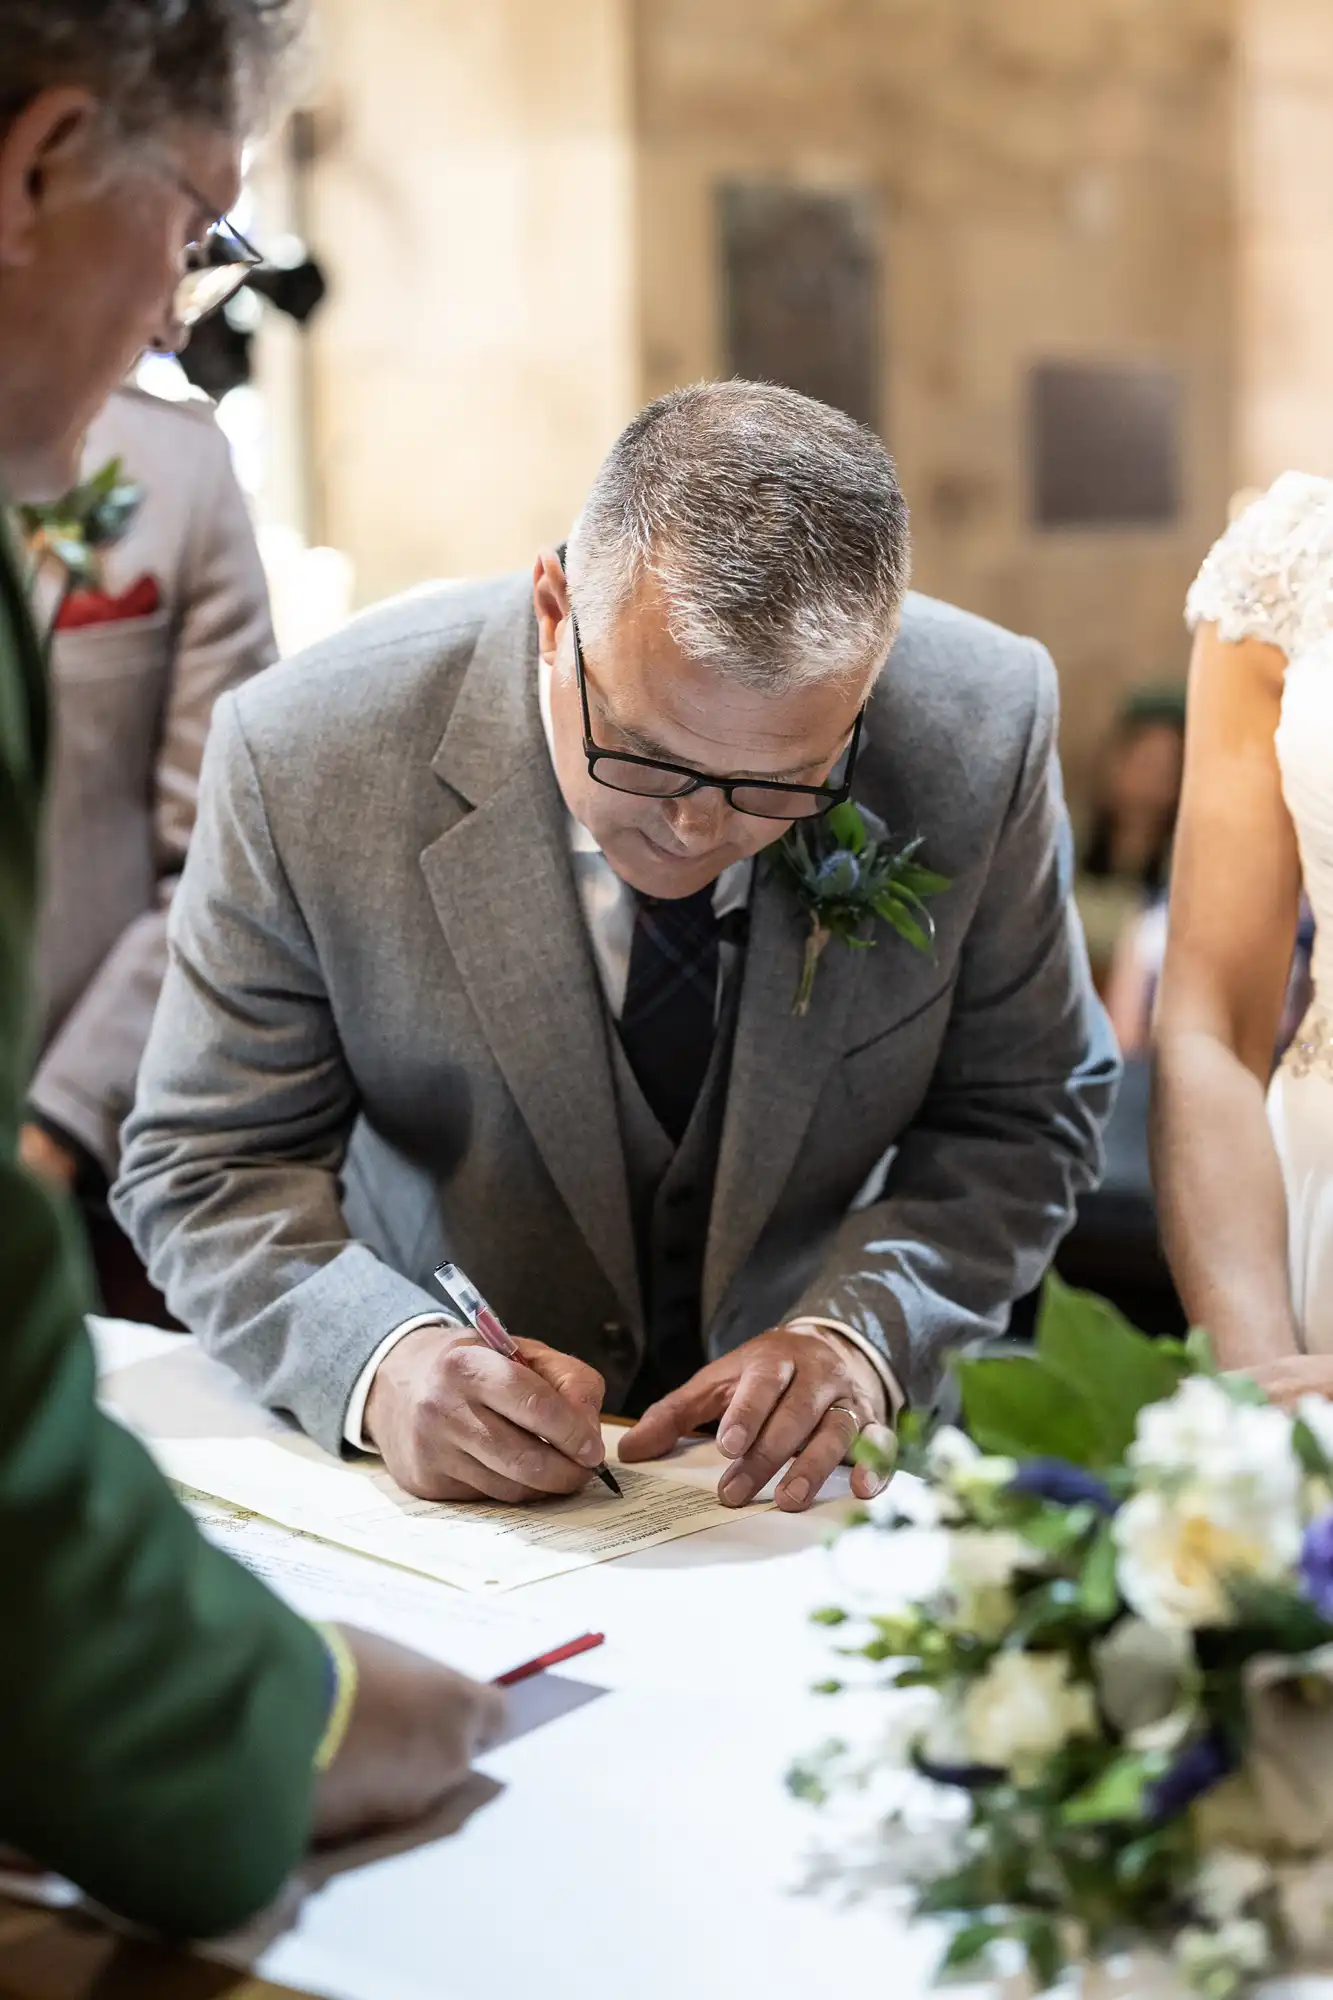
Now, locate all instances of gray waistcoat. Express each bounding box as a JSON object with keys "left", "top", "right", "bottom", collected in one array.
[{"left": 607, "top": 978, "right": 743, "bottom": 1413}]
